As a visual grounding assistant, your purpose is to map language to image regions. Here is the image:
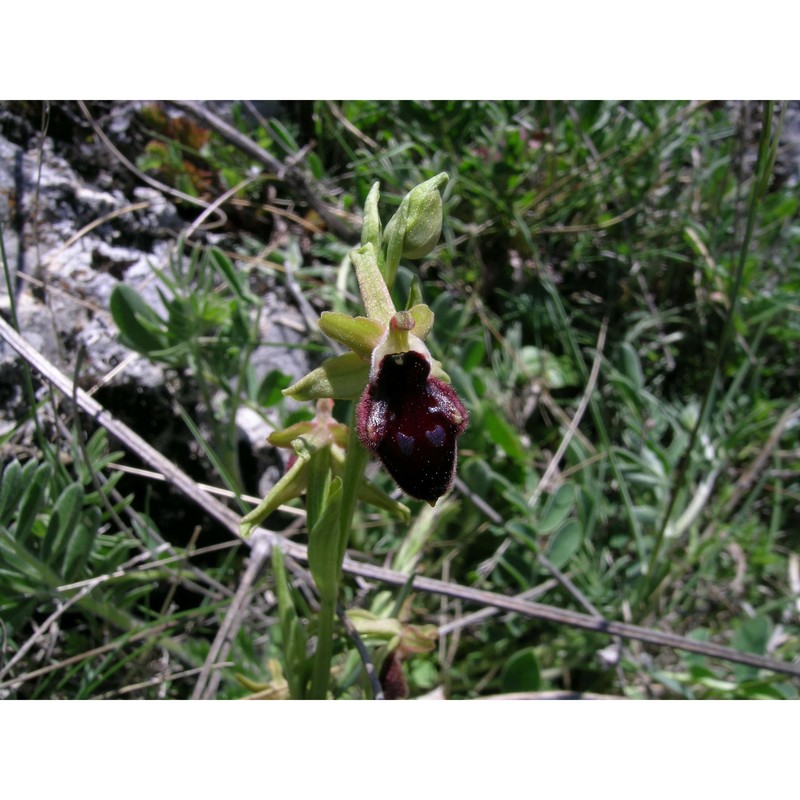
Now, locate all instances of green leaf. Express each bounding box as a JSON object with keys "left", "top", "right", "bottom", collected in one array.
[
  {"left": 96, "top": 537, "right": 135, "bottom": 575},
  {"left": 506, "top": 519, "right": 538, "bottom": 550},
  {"left": 355, "top": 478, "right": 411, "bottom": 523},
  {"left": 732, "top": 616, "right": 770, "bottom": 655},
  {"left": 501, "top": 647, "right": 541, "bottom": 693},
  {"left": 85, "top": 428, "right": 109, "bottom": 467},
  {"left": 0, "top": 460, "right": 23, "bottom": 525},
  {"left": 109, "top": 284, "right": 168, "bottom": 354},
  {"left": 41, "top": 482, "right": 85, "bottom": 565},
  {"left": 485, "top": 409, "right": 526, "bottom": 463},
  {"left": 267, "top": 118, "right": 300, "bottom": 152},
  {"left": 732, "top": 616, "right": 771, "bottom": 682},
  {"left": 272, "top": 545, "right": 309, "bottom": 700},
  {"left": 545, "top": 519, "right": 582, "bottom": 569},
  {"left": 307, "top": 477, "right": 343, "bottom": 604},
  {"left": 462, "top": 339, "right": 485, "bottom": 371},
  {"left": 519, "top": 346, "right": 578, "bottom": 389},
  {"left": 62, "top": 506, "right": 101, "bottom": 582},
  {"left": 209, "top": 247, "right": 257, "bottom": 305},
  {"left": 619, "top": 342, "right": 644, "bottom": 394},
  {"left": 735, "top": 681, "right": 791, "bottom": 700},
  {"left": 305, "top": 442, "right": 332, "bottom": 533},
  {"left": 257, "top": 369, "right": 293, "bottom": 407},
  {"left": 538, "top": 484, "right": 576, "bottom": 534},
  {"left": 14, "top": 462, "right": 53, "bottom": 547}
]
